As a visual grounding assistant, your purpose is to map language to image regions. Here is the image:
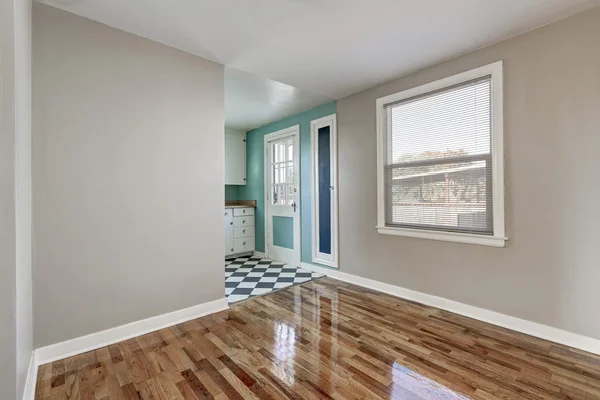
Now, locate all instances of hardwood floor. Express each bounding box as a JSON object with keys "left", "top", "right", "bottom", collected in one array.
[{"left": 36, "top": 277, "right": 600, "bottom": 399}]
